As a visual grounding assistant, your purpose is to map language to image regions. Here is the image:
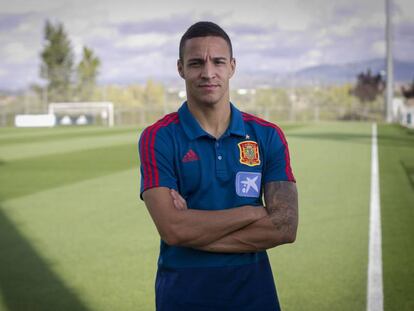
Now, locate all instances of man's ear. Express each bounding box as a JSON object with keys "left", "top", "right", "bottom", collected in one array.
[
  {"left": 229, "top": 58, "right": 236, "bottom": 78},
  {"left": 177, "top": 59, "right": 185, "bottom": 79}
]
